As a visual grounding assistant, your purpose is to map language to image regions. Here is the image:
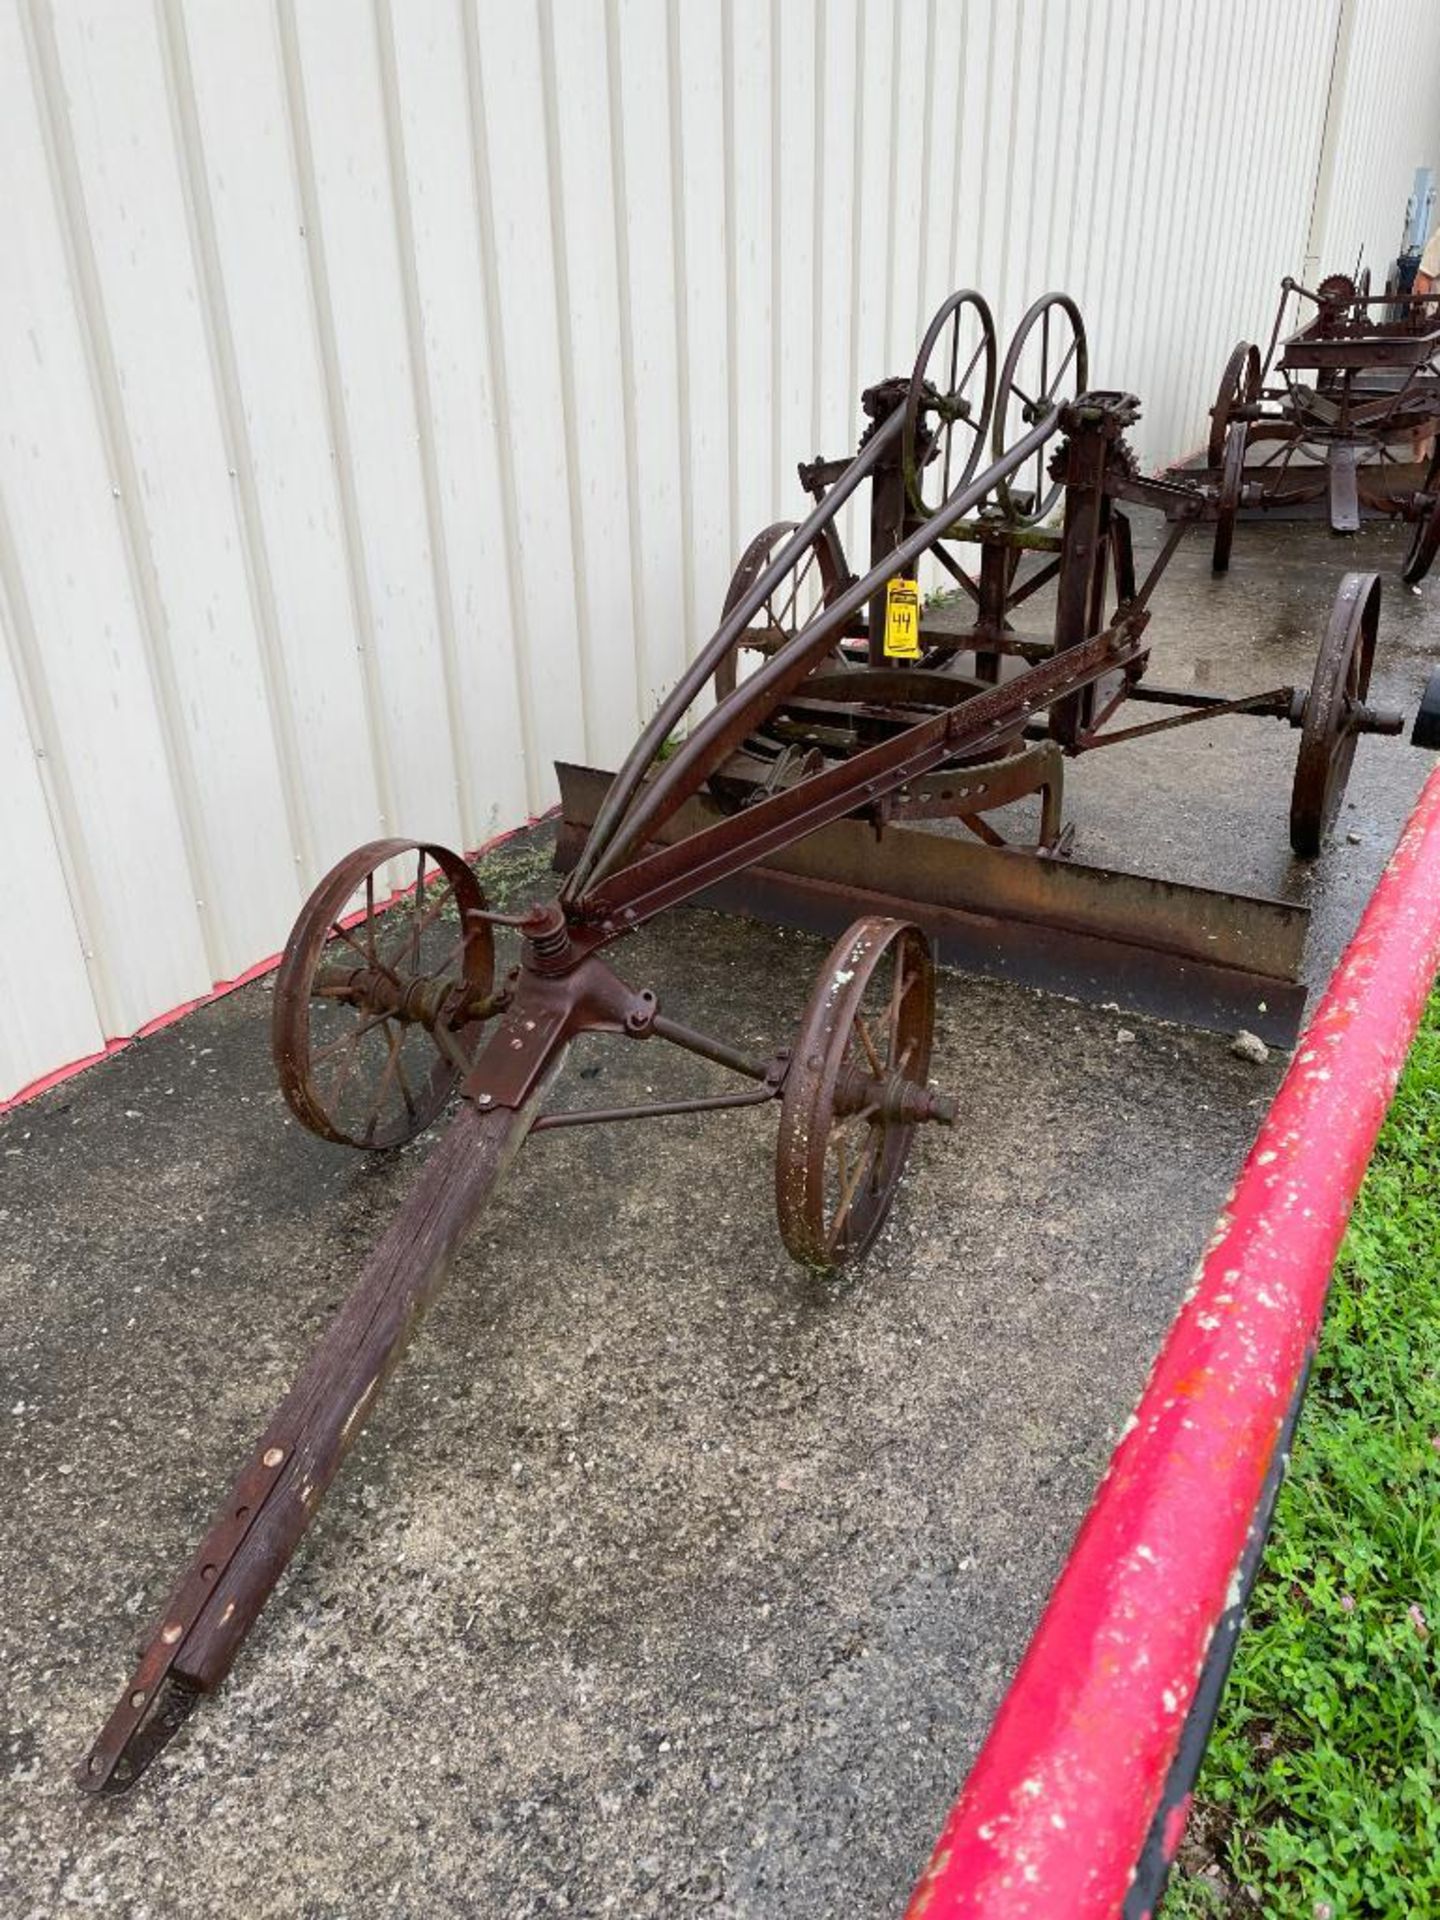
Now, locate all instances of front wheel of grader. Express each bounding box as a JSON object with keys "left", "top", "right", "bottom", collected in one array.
[
  {"left": 775, "top": 917, "right": 955, "bottom": 1274},
  {"left": 272, "top": 839, "right": 499, "bottom": 1149}
]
